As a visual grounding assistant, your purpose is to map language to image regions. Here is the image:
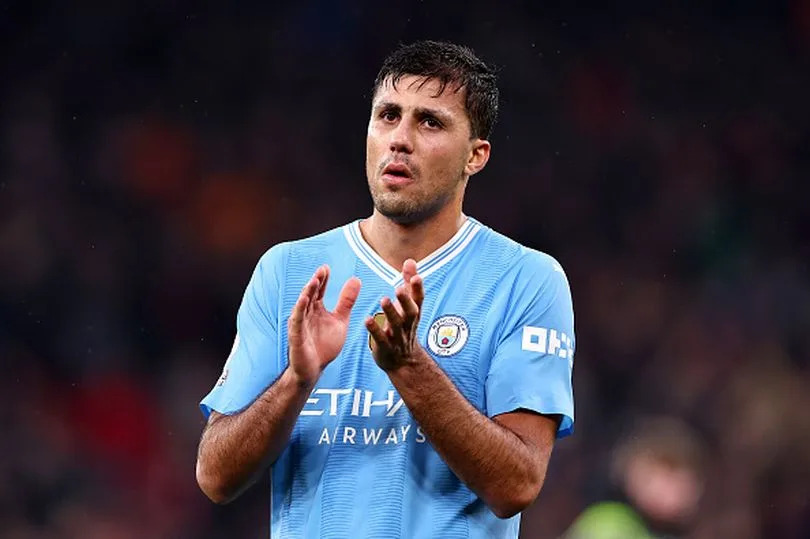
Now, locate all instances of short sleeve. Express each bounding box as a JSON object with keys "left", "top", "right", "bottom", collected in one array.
[
  {"left": 485, "top": 253, "right": 575, "bottom": 438},
  {"left": 200, "top": 244, "right": 286, "bottom": 418}
]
